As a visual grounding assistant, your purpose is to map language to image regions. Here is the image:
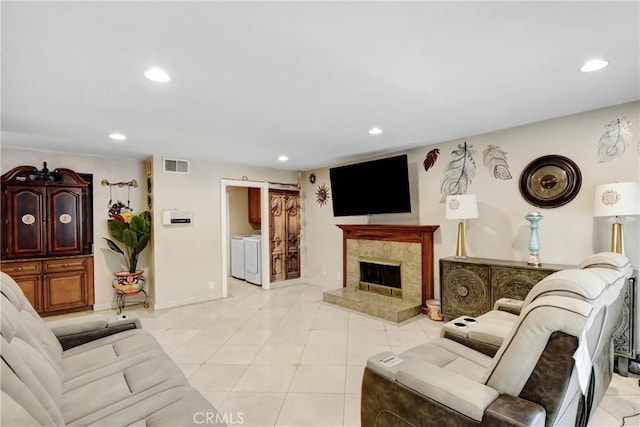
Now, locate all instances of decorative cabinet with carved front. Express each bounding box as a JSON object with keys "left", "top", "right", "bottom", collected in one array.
[
  {"left": 1, "top": 163, "right": 94, "bottom": 316},
  {"left": 269, "top": 190, "right": 300, "bottom": 282},
  {"left": 613, "top": 274, "right": 638, "bottom": 376},
  {"left": 440, "top": 257, "right": 573, "bottom": 321}
]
